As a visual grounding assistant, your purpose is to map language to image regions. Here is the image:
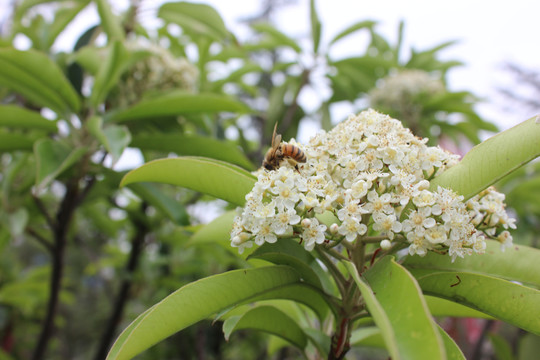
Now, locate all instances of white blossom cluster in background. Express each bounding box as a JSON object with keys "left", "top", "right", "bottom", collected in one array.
[
  {"left": 369, "top": 69, "right": 444, "bottom": 111},
  {"left": 111, "top": 42, "right": 199, "bottom": 107},
  {"left": 230, "top": 109, "right": 516, "bottom": 261}
]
